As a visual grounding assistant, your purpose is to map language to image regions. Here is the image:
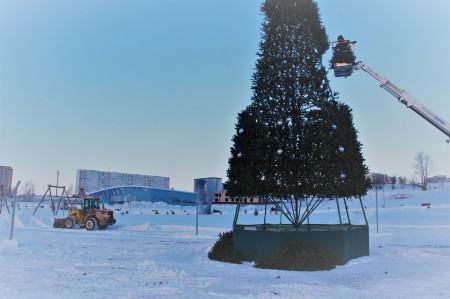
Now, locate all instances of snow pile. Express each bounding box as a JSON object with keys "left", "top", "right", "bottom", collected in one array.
[{"left": 0, "top": 239, "right": 19, "bottom": 254}]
